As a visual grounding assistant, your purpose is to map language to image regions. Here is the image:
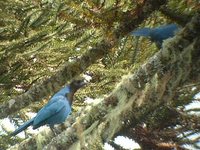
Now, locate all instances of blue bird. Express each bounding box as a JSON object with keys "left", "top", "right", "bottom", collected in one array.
[
  {"left": 130, "top": 24, "right": 180, "bottom": 48},
  {"left": 11, "top": 79, "right": 86, "bottom": 136}
]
